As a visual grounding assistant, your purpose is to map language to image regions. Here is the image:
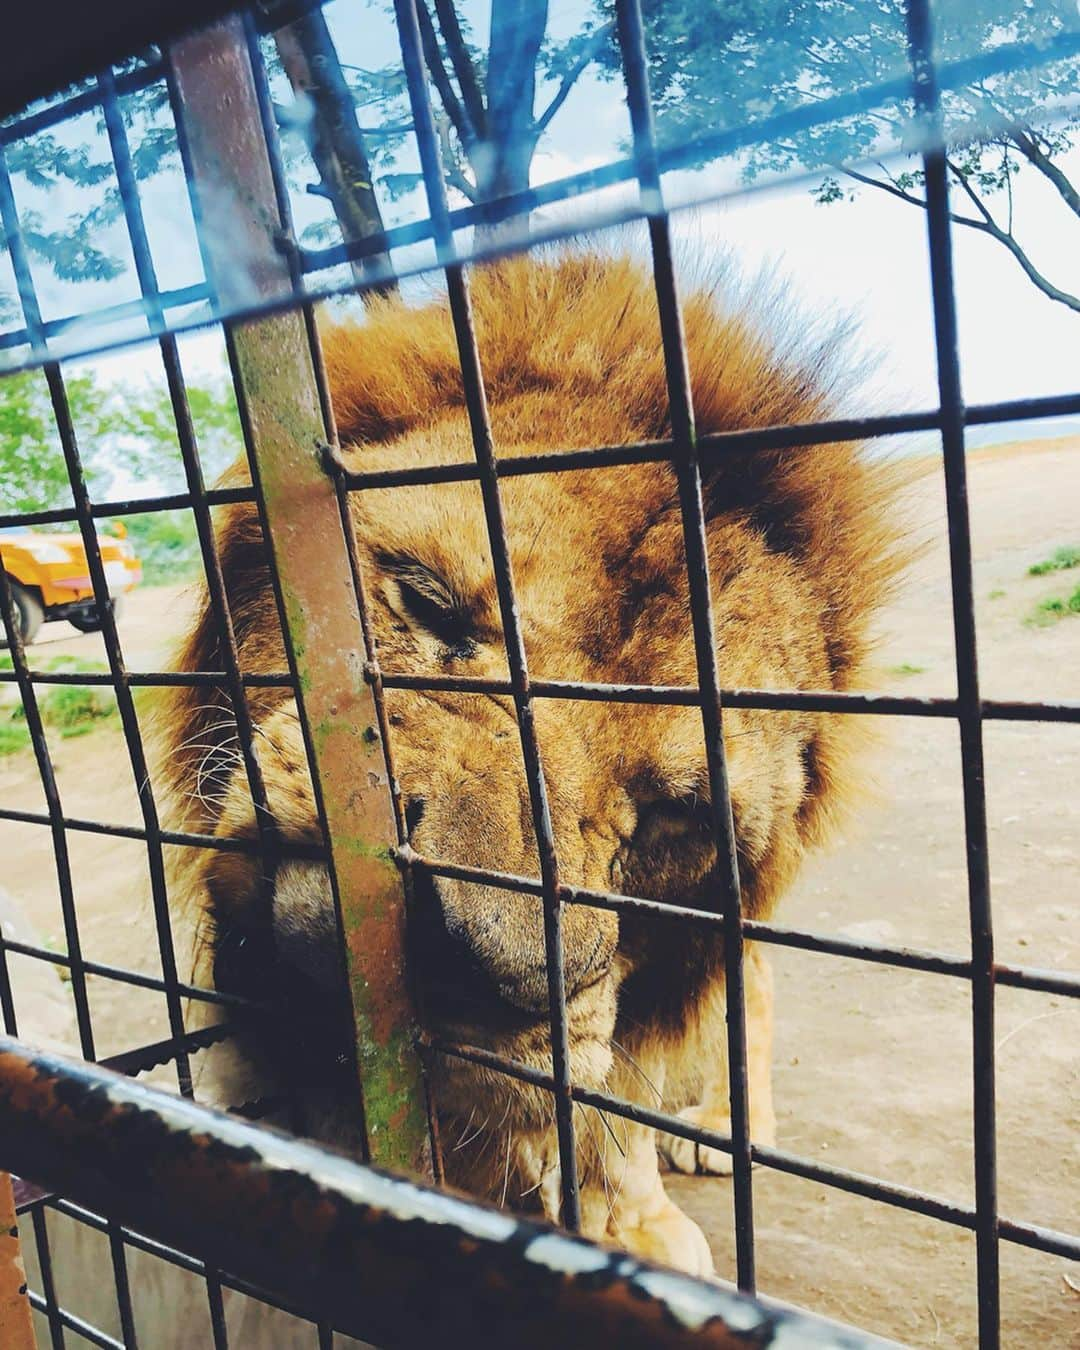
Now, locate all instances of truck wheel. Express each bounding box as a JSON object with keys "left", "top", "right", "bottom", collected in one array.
[
  {"left": 68, "top": 597, "right": 122, "bottom": 633},
  {"left": 5, "top": 579, "right": 44, "bottom": 645}
]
